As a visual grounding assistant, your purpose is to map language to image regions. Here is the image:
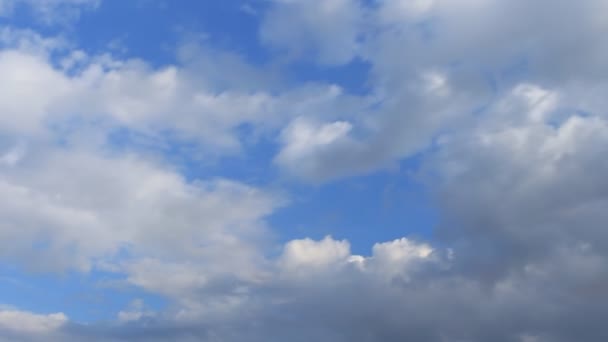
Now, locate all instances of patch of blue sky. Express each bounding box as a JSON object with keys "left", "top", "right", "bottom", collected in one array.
[
  {"left": 76, "top": 2, "right": 371, "bottom": 95},
  {"left": 72, "top": 0, "right": 272, "bottom": 67},
  {"left": 1, "top": 1, "right": 270, "bottom": 66},
  {"left": 285, "top": 57, "right": 372, "bottom": 96},
  {"left": 0, "top": 262, "right": 166, "bottom": 323},
  {"left": 269, "top": 154, "right": 437, "bottom": 256}
]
